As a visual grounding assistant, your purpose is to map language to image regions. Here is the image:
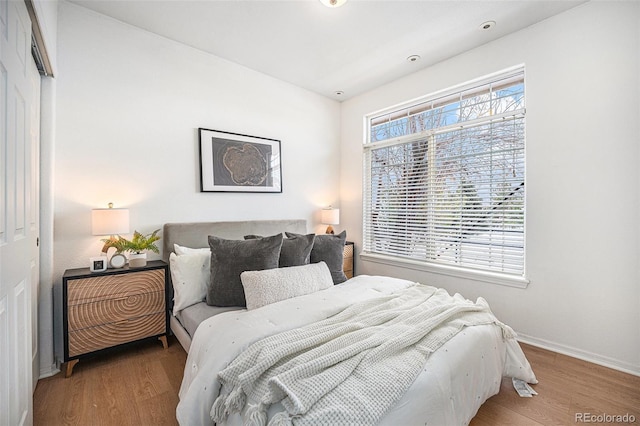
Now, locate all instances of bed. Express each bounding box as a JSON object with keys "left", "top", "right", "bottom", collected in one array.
[
  {"left": 163, "top": 220, "right": 309, "bottom": 352},
  {"left": 163, "top": 220, "right": 537, "bottom": 426}
]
